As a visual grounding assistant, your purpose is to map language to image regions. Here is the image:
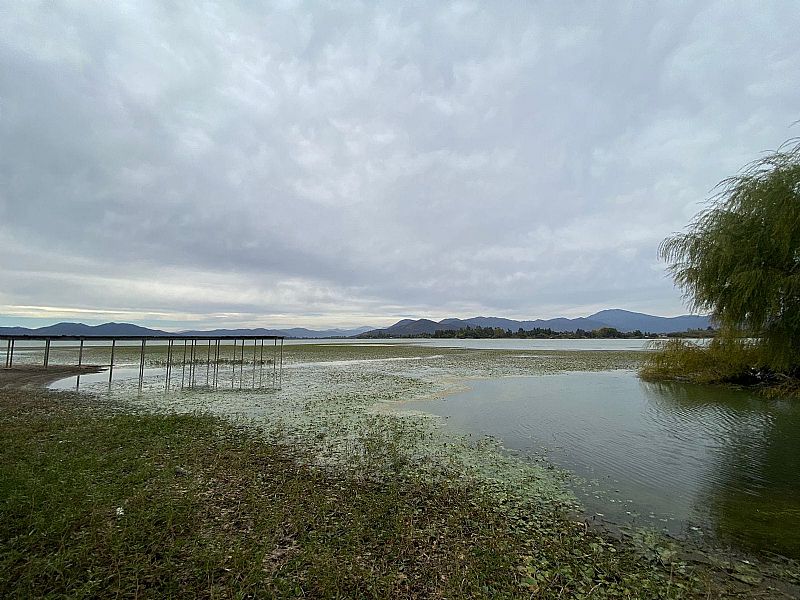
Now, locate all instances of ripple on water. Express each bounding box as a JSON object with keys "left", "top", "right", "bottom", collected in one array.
[{"left": 399, "top": 370, "right": 800, "bottom": 558}]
